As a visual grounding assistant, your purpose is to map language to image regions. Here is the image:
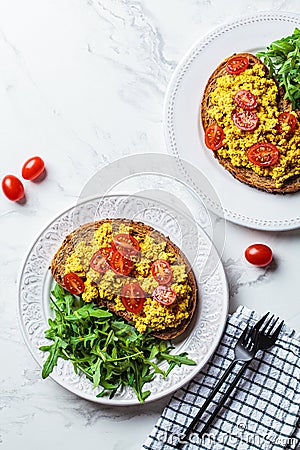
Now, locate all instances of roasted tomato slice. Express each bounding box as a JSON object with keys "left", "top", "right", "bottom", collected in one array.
[
  {"left": 63, "top": 272, "right": 85, "bottom": 295},
  {"left": 121, "top": 283, "right": 145, "bottom": 314},
  {"left": 111, "top": 251, "right": 133, "bottom": 276},
  {"left": 90, "top": 246, "right": 115, "bottom": 273},
  {"left": 205, "top": 124, "right": 224, "bottom": 151},
  {"left": 276, "top": 112, "right": 297, "bottom": 134},
  {"left": 225, "top": 56, "right": 249, "bottom": 75},
  {"left": 232, "top": 110, "right": 258, "bottom": 131},
  {"left": 113, "top": 234, "right": 140, "bottom": 259},
  {"left": 247, "top": 142, "right": 279, "bottom": 167},
  {"left": 152, "top": 285, "right": 176, "bottom": 306},
  {"left": 234, "top": 90, "right": 257, "bottom": 110},
  {"left": 151, "top": 259, "right": 172, "bottom": 285}
]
